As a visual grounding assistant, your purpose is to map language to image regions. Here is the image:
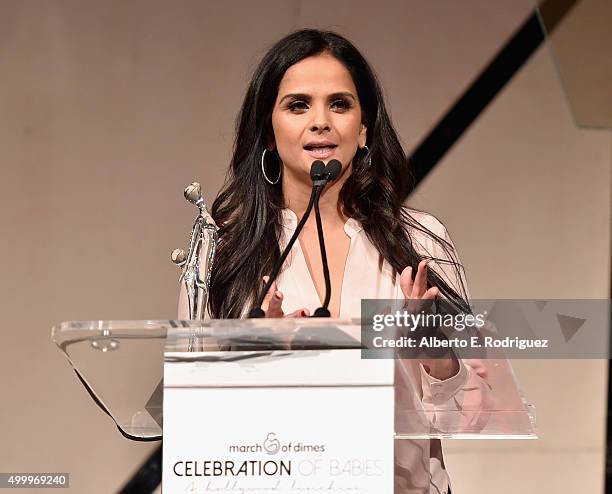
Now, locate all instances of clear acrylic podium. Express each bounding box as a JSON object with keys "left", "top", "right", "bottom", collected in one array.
[{"left": 52, "top": 318, "right": 536, "bottom": 491}]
